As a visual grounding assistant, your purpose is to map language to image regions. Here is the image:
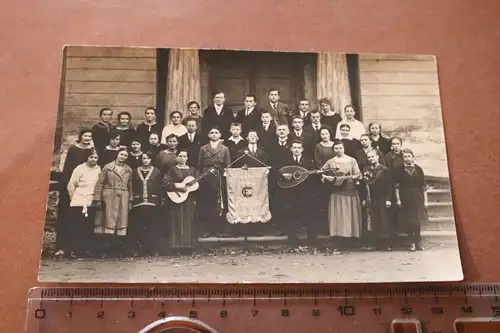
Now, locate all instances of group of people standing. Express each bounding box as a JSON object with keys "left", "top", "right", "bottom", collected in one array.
[{"left": 54, "top": 88, "right": 429, "bottom": 259}]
